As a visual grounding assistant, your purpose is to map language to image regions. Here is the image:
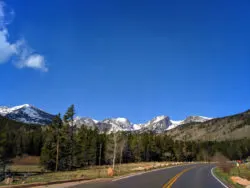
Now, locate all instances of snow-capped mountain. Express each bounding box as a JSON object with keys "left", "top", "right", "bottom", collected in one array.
[
  {"left": 133, "top": 115, "right": 212, "bottom": 133},
  {"left": 140, "top": 116, "right": 172, "bottom": 133},
  {"left": 74, "top": 115, "right": 212, "bottom": 133},
  {"left": 0, "top": 104, "right": 54, "bottom": 125},
  {"left": 0, "top": 104, "right": 212, "bottom": 132},
  {"left": 102, "top": 118, "right": 132, "bottom": 131},
  {"left": 74, "top": 117, "right": 98, "bottom": 128}
]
